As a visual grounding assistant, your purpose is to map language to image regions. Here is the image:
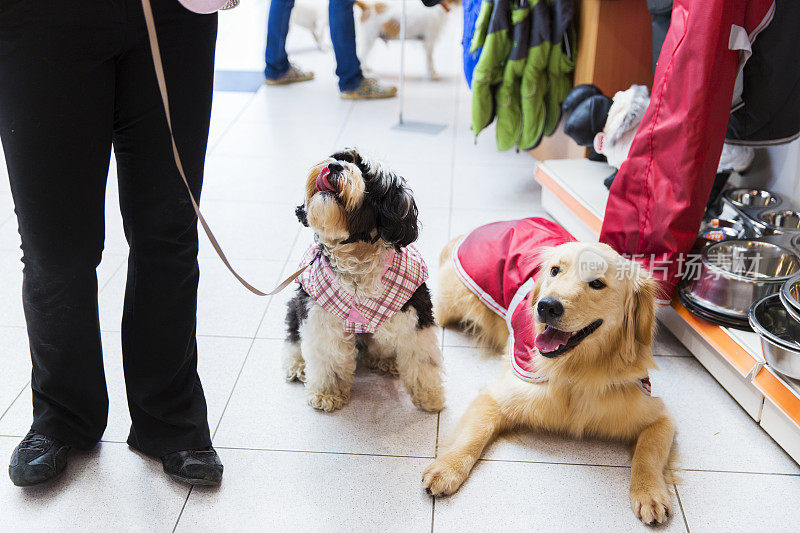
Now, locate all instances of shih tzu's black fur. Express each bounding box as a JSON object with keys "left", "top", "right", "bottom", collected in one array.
[{"left": 401, "top": 284, "right": 436, "bottom": 329}]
